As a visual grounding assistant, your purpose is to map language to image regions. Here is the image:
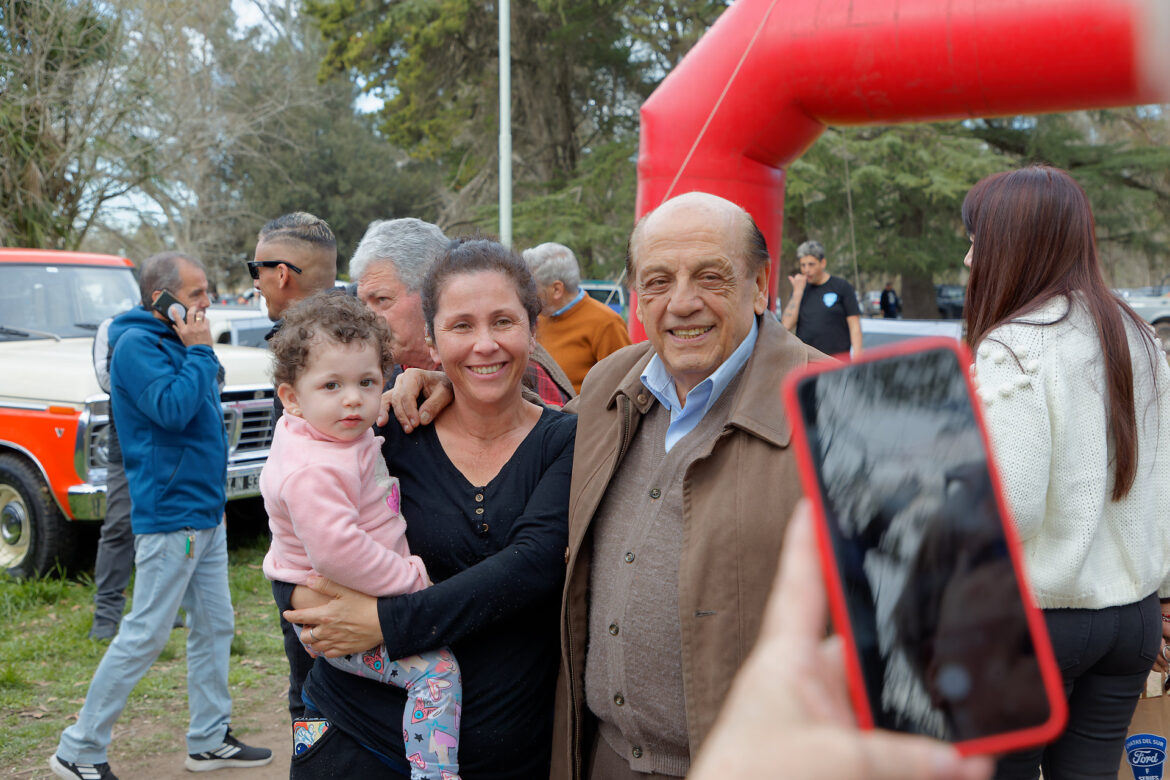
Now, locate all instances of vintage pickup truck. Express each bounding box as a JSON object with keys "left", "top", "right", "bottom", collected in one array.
[{"left": 0, "top": 249, "right": 275, "bottom": 578}]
